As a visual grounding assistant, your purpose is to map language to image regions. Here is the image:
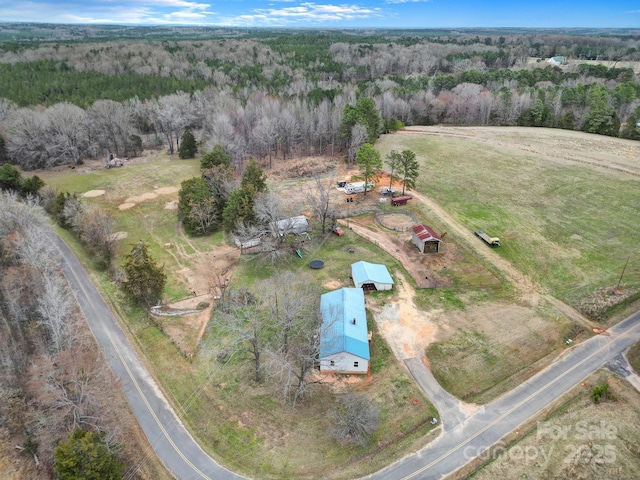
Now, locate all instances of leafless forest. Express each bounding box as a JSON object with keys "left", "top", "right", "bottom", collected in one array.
[{"left": 0, "top": 28, "right": 639, "bottom": 171}]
